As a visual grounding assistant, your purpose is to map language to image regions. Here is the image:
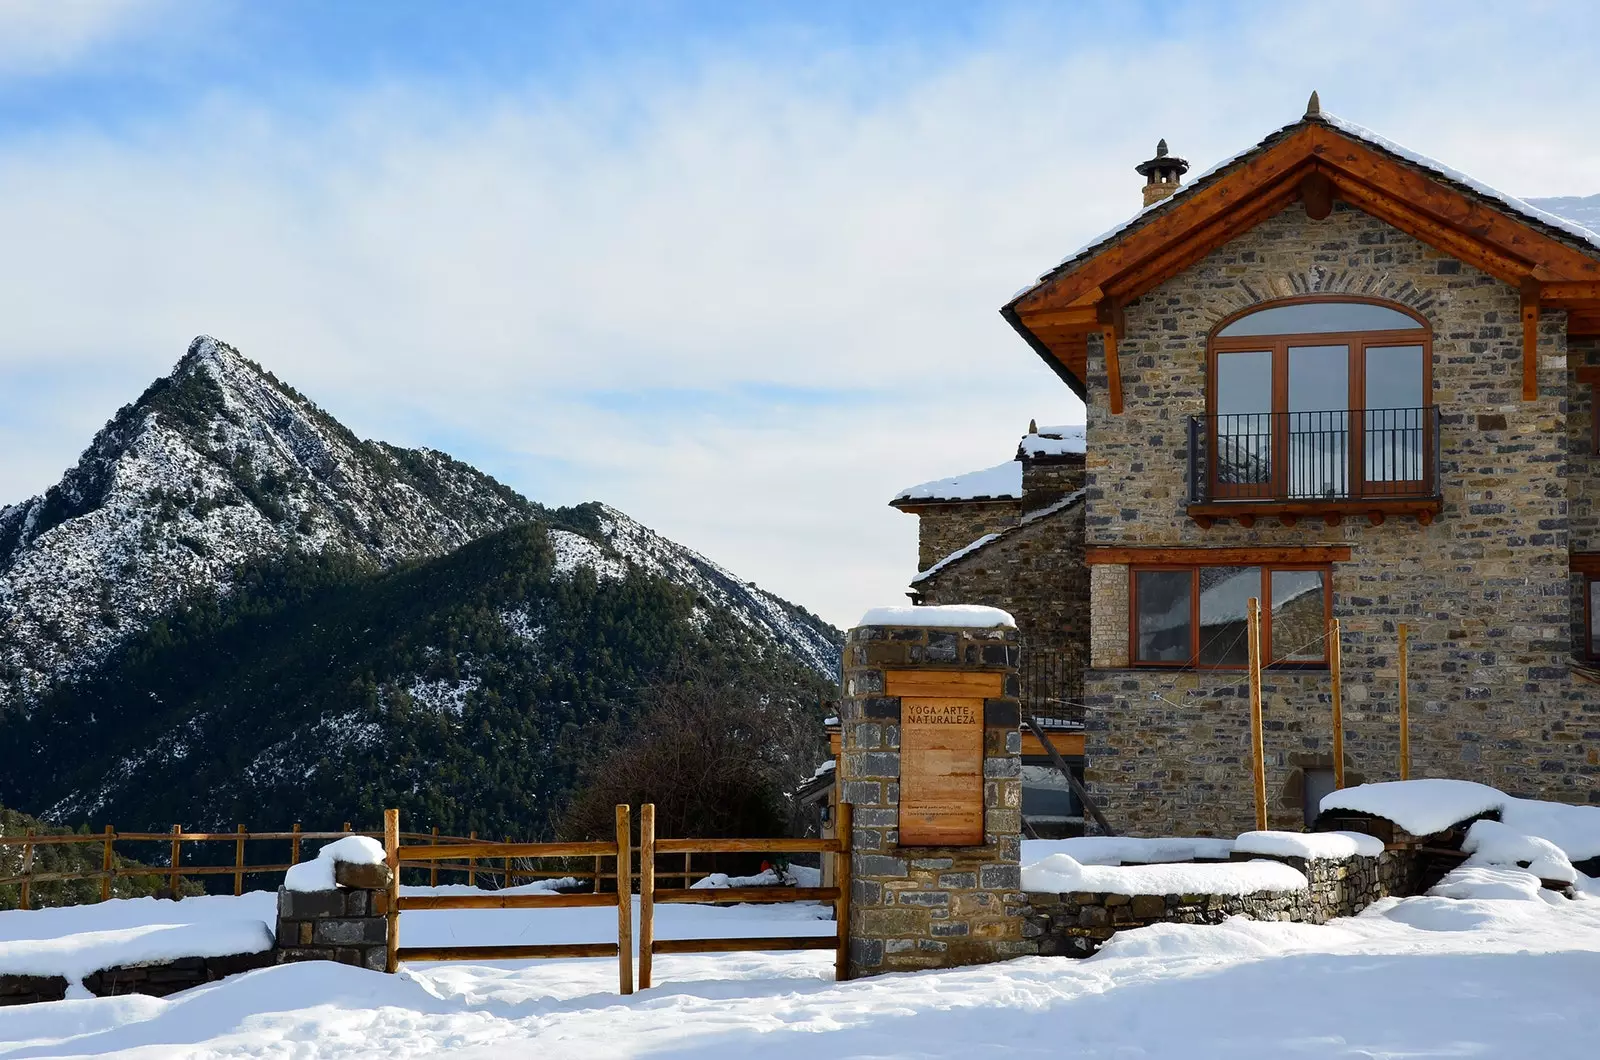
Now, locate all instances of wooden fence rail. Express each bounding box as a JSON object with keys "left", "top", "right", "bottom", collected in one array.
[
  {"left": 637, "top": 801, "right": 851, "bottom": 990},
  {"left": 384, "top": 807, "right": 636, "bottom": 995}
]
